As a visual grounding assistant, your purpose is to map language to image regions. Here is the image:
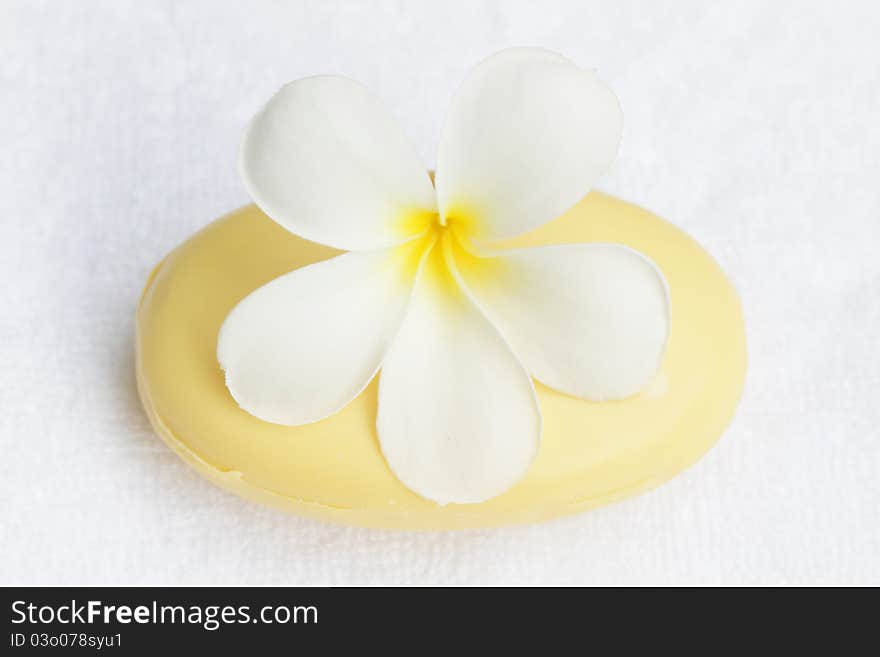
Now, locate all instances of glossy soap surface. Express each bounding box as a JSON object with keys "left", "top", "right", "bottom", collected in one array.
[{"left": 136, "top": 192, "right": 746, "bottom": 530}]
